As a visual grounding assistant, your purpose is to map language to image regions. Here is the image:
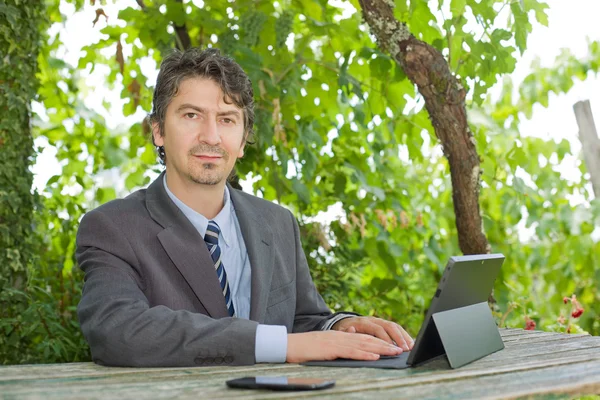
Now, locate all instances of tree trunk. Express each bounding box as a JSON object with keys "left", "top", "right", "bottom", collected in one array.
[{"left": 358, "top": 0, "right": 490, "bottom": 255}]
